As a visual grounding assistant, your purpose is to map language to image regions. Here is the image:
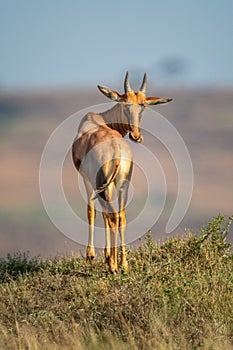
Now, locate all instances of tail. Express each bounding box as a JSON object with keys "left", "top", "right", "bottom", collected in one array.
[{"left": 93, "top": 159, "right": 121, "bottom": 200}]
